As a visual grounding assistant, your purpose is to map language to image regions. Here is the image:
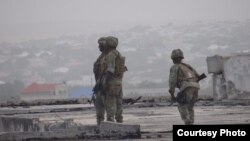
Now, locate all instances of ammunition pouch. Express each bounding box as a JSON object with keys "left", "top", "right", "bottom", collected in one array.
[{"left": 176, "top": 92, "right": 187, "bottom": 104}]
